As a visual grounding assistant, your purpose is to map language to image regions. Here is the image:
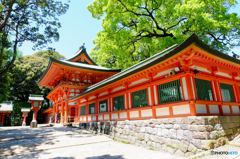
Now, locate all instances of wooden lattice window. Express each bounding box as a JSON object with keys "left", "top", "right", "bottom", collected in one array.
[
  {"left": 89, "top": 103, "right": 95, "bottom": 114},
  {"left": 132, "top": 89, "right": 148, "bottom": 108},
  {"left": 158, "top": 79, "right": 182, "bottom": 104},
  {"left": 113, "top": 95, "right": 124, "bottom": 111},
  {"left": 220, "top": 83, "right": 235, "bottom": 102},
  {"left": 81, "top": 106, "right": 85, "bottom": 115},
  {"left": 195, "top": 78, "right": 213, "bottom": 100},
  {"left": 99, "top": 100, "right": 108, "bottom": 113}
]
